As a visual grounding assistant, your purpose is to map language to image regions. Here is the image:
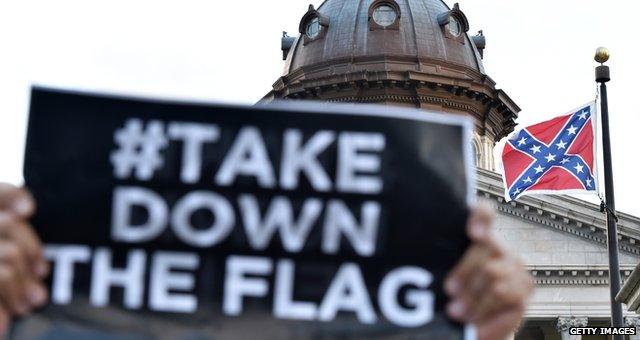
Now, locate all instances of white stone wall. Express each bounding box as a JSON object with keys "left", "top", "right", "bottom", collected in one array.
[{"left": 494, "top": 209, "right": 639, "bottom": 266}]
